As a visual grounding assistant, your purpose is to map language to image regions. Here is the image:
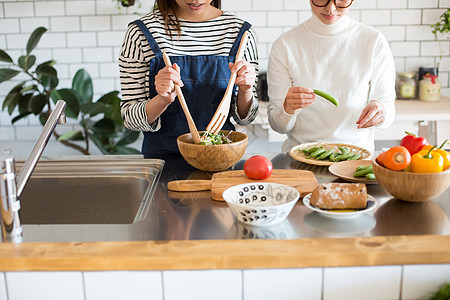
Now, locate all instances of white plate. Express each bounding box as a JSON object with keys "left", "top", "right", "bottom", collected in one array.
[{"left": 302, "top": 193, "right": 377, "bottom": 220}]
